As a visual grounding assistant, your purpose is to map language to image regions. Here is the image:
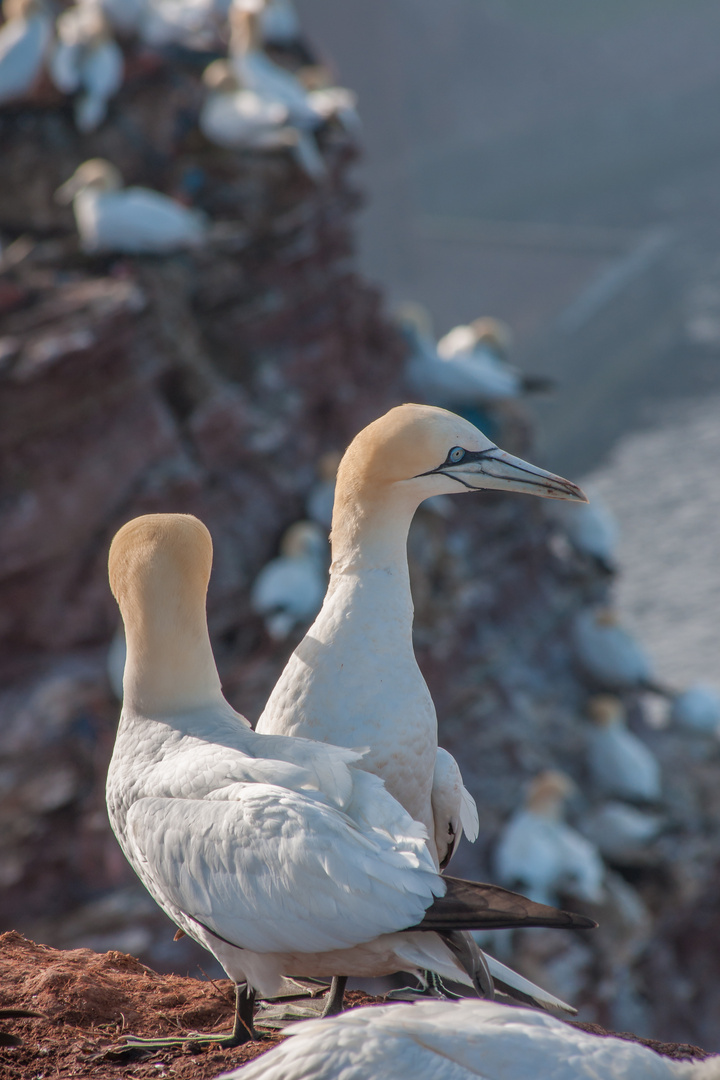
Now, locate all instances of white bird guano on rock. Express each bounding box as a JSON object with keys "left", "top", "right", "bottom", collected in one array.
[
  {"left": 54, "top": 159, "right": 208, "bottom": 254},
  {"left": 106, "top": 514, "right": 595, "bottom": 1049},
  {"left": 258, "top": 404, "right": 587, "bottom": 869},
  {"left": 218, "top": 999, "right": 720, "bottom": 1080}
]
